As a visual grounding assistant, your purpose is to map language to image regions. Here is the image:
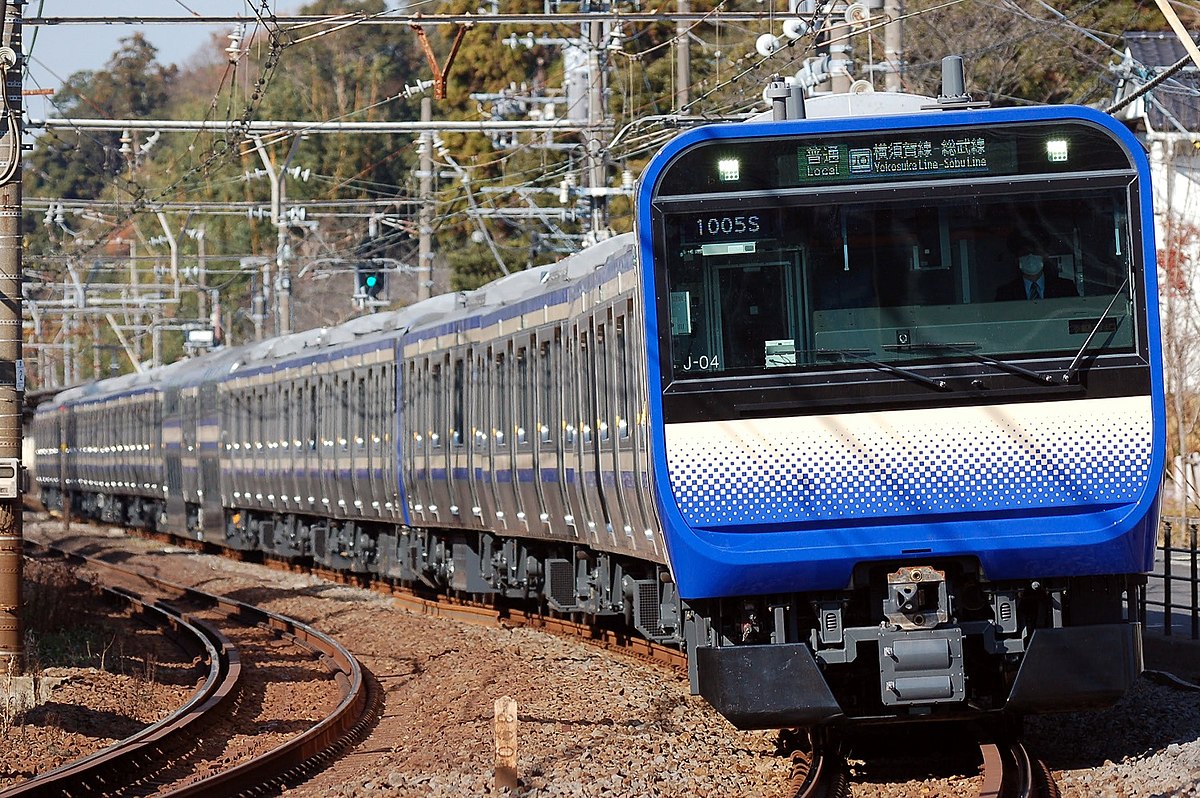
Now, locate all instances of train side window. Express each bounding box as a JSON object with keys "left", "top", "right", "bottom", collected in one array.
[
  {"left": 597, "top": 320, "right": 611, "bottom": 443},
  {"left": 264, "top": 387, "right": 274, "bottom": 449},
  {"left": 474, "top": 352, "right": 486, "bottom": 449},
  {"left": 615, "top": 312, "right": 631, "bottom": 440},
  {"left": 248, "top": 390, "right": 257, "bottom": 450},
  {"left": 452, "top": 357, "right": 464, "bottom": 448},
  {"left": 316, "top": 378, "right": 327, "bottom": 450},
  {"left": 431, "top": 361, "right": 443, "bottom": 449},
  {"left": 357, "top": 373, "right": 367, "bottom": 449},
  {"left": 340, "top": 377, "right": 351, "bottom": 451},
  {"left": 281, "top": 385, "right": 290, "bottom": 448},
  {"left": 259, "top": 389, "right": 267, "bottom": 450},
  {"left": 495, "top": 350, "right": 507, "bottom": 446},
  {"left": 370, "top": 368, "right": 381, "bottom": 449},
  {"left": 516, "top": 347, "right": 529, "bottom": 446},
  {"left": 539, "top": 341, "right": 553, "bottom": 445},
  {"left": 385, "top": 364, "right": 395, "bottom": 446},
  {"left": 239, "top": 390, "right": 248, "bottom": 450},
  {"left": 414, "top": 359, "right": 423, "bottom": 450},
  {"left": 580, "top": 331, "right": 592, "bottom": 445},
  {"left": 308, "top": 383, "right": 318, "bottom": 450}
]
